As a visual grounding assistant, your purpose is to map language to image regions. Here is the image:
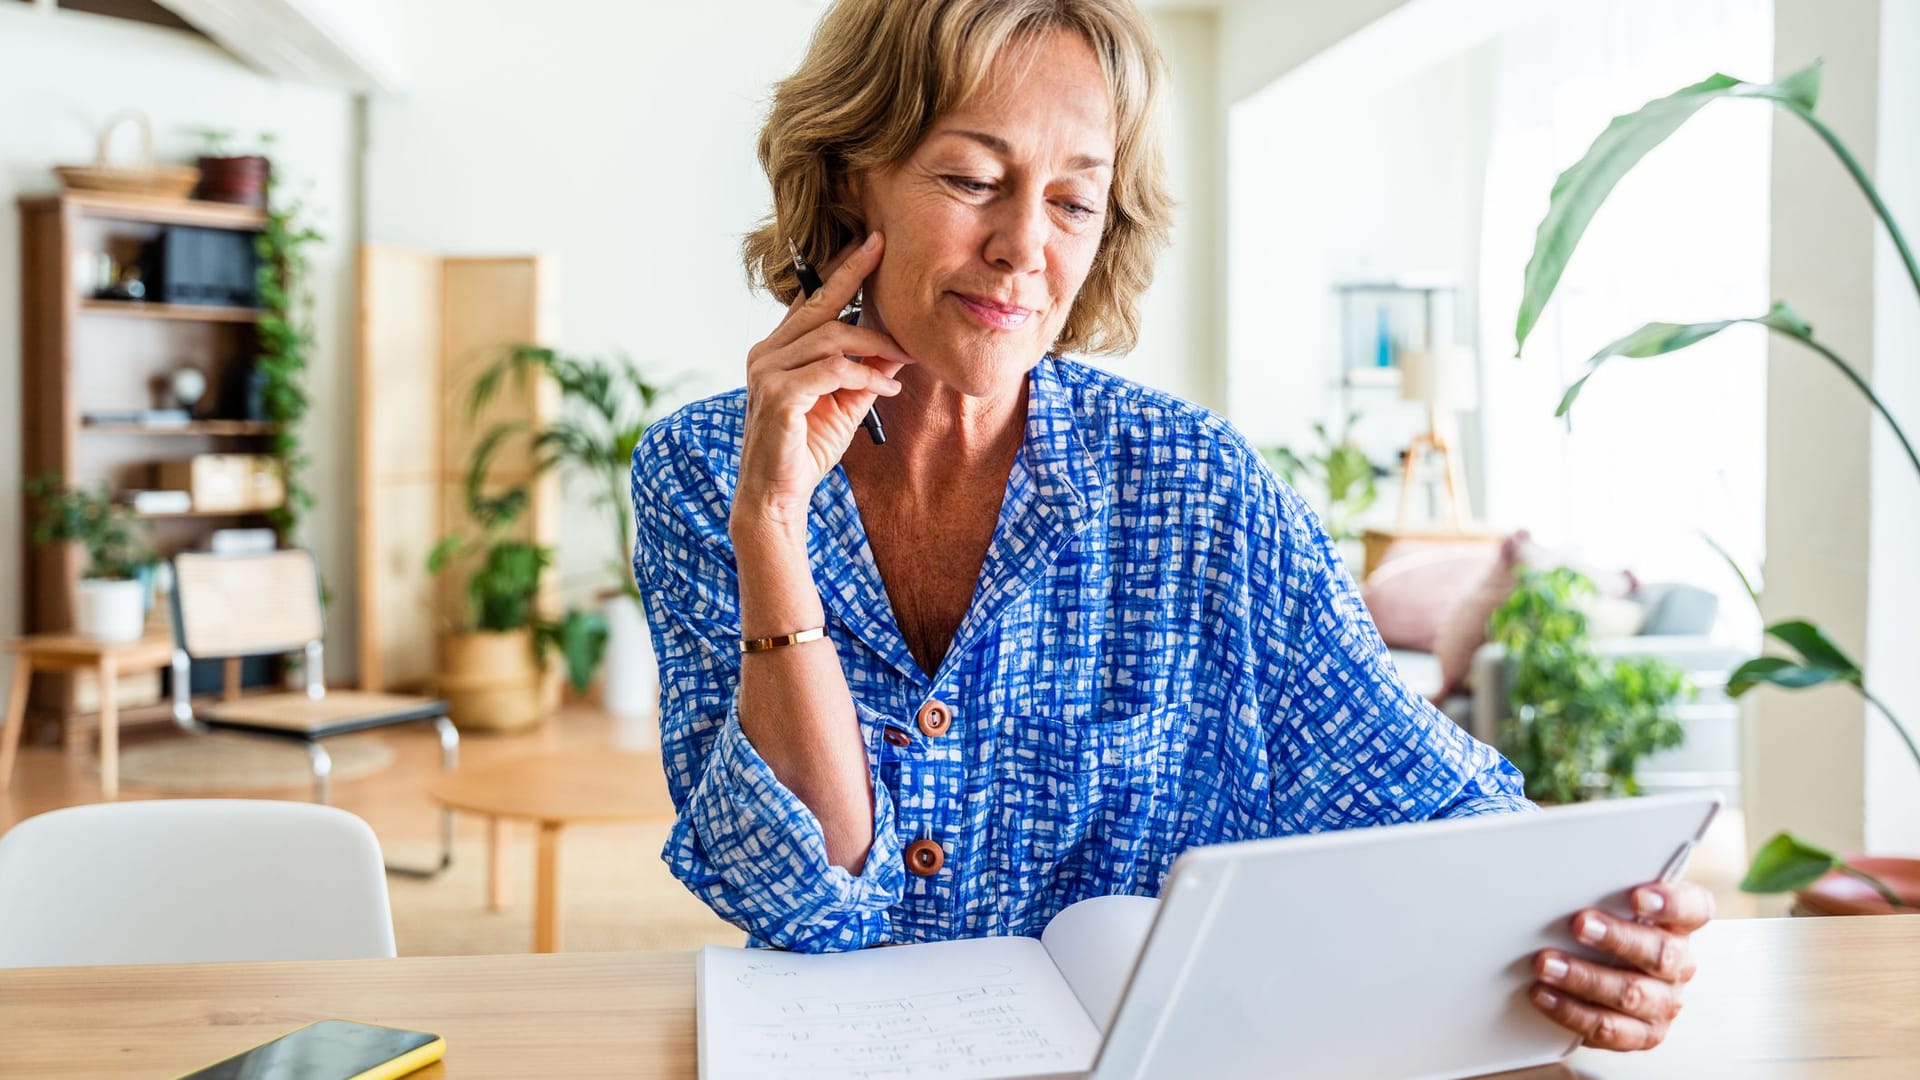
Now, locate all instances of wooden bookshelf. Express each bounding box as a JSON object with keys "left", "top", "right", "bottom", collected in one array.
[
  {"left": 80, "top": 299, "right": 264, "bottom": 324},
  {"left": 83, "top": 420, "right": 277, "bottom": 437},
  {"left": 18, "top": 190, "right": 280, "bottom": 745},
  {"left": 17, "top": 190, "right": 266, "bottom": 231},
  {"left": 127, "top": 508, "right": 274, "bottom": 520}
]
